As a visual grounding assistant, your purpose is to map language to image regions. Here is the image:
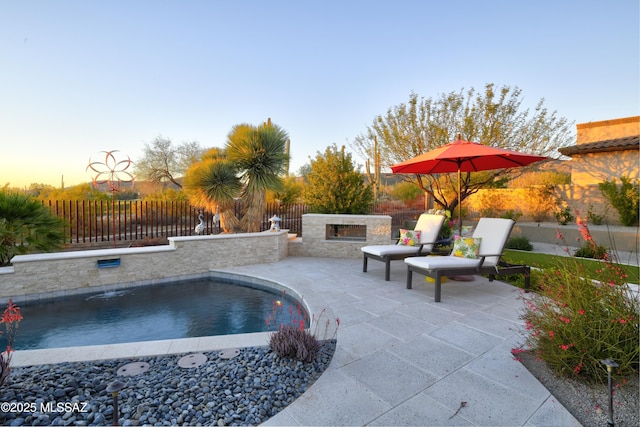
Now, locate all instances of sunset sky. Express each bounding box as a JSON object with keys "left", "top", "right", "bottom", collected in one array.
[{"left": 1, "top": 0, "right": 638, "bottom": 189}]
